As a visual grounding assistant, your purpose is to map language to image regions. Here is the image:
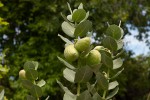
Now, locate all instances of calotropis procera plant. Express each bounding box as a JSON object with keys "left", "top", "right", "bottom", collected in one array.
[
  {"left": 19, "top": 61, "right": 49, "bottom": 100},
  {"left": 57, "top": 3, "right": 124, "bottom": 100}
]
